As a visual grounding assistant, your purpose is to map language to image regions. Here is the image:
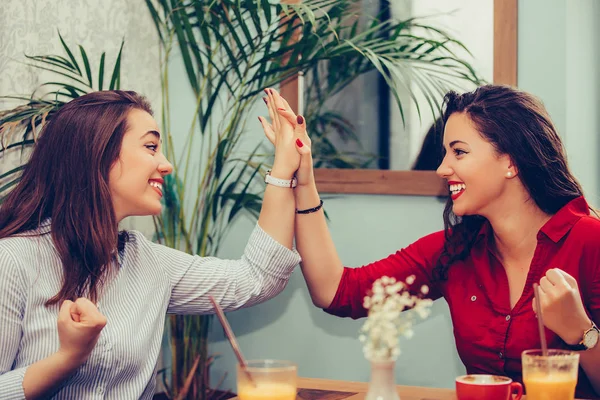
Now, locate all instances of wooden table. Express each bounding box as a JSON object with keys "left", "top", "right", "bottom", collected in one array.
[
  {"left": 231, "top": 376, "right": 457, "bottom": 399},
  {"left": 232, "top": 377, "right": 590, "bottom": 399},
  {"left": 295, "top": 377, "right": 456, "bottom": 399}
]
